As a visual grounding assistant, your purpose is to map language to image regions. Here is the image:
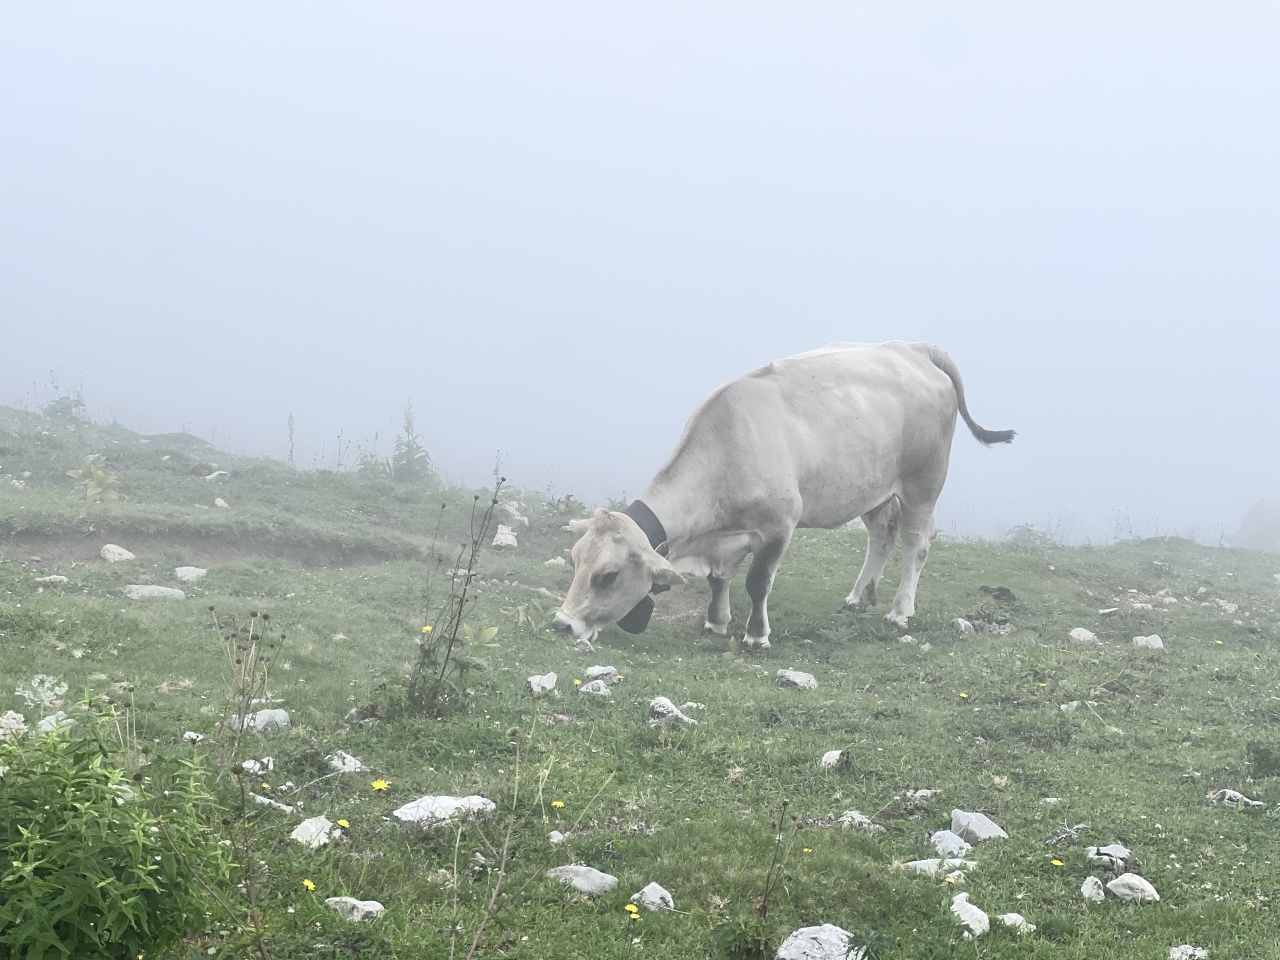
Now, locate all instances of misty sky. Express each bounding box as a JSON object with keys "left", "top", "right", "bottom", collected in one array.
[{"left": 2, "top": 4, "right": 1277, "bottom": 542}]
